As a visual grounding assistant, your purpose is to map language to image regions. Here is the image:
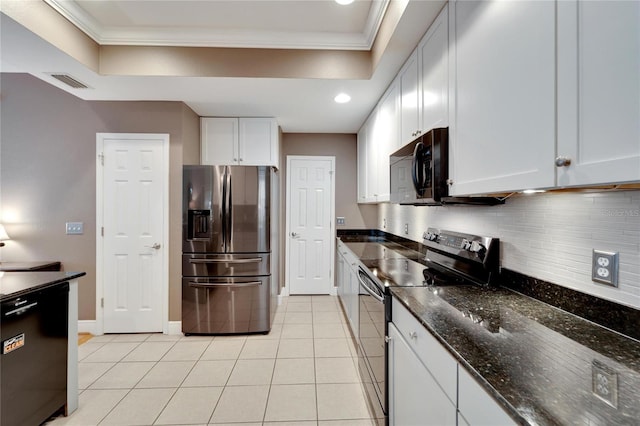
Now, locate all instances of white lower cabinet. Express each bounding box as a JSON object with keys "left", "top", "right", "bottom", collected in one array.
[
  {"left": 458, "top": 366, "right": 516, "bottom": 426},
  {"left": 336, "top": 240, "right": 359, "bottom": 337},
  {"left": 389, "top": 298, "right": 515, "bottom": 426},
  {"left": 388, "top": 323, "right": 456, "bottom": 426}
]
